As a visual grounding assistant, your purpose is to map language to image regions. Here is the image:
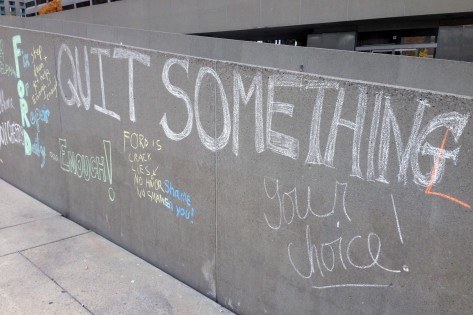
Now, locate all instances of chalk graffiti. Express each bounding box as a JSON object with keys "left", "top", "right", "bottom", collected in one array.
[
  {"left": 123, "top": 130, "right": 194, "bottom": 223},
  {"left": 22, "top": 51, "right": 30, "bottom": 69},
  {"left": 424, "top": 130, "right": 471, "bottom": 208},
  {"left": 6, "top": 35, "right": 472, "bottom": 220},
  {"left": 49, "top": 151, "right": 58, "bottom": 162},
  {"left": 263, "top": 177, "right": 407, "bottom": 289},
  {"left": 0, "top": 121, "right": 25, "bottom": 150},
  {"left": 0, "top": 39, "right": 16, "bottom": 78},
  {"left": 55, "top": 42, "right": 471, "bottom": 196},
  {"left": 30, "top": 45, "right": 58, "bottom": 106},
  {"left": 29, "top": 105, "right": 50, "bottom": 168},
  {"left": 0, "top": 29, "right": 471, "bottom": 311},
  {"left": 163, "top": 179, "right": 195, "bottom": 224},
  {"left": 0, "top": 90, "right": 15, "bottom": 116},
  {"left": 8, "top": 36, "right": 54, "bottom": 168},
  {"left": 123, "top": 131, "right": 169, "bottom": 208},
  {"left": 29, "top": 106, "right": 50, "bottom": 127},
  {"left": 59, "top": 138, "right": 114, "bottom": 201},
  {"left": 58, "top": 43, "right": 150, "bottom": 121},
  {"left": 113, "top": 48, "right": 151, "bottom": 122},
  {"left": 12, "top": 35, "right": 32, "bottom": 157},
  {"left": 160, "top": 62, "right": 470, "bottom": 190}
]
